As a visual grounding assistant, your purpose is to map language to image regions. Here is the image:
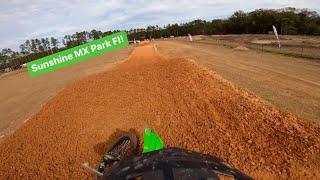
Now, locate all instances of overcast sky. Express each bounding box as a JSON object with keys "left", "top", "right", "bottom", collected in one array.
[{"left": 1, "top": 0, "right": 319, "bottom": 51}]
